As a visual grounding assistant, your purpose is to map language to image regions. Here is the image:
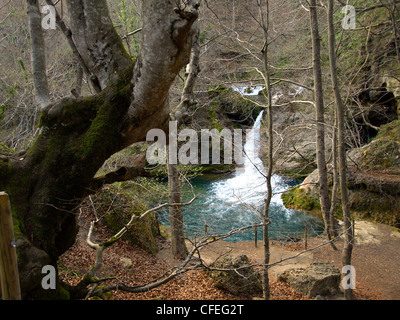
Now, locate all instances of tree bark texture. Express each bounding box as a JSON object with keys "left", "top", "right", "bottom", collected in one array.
[
  {"left": 167, "top": 158, "right": 187, "bottom": 259},
  {"left": 0, "top": 192, "right": 21, "bottom": 300}
]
